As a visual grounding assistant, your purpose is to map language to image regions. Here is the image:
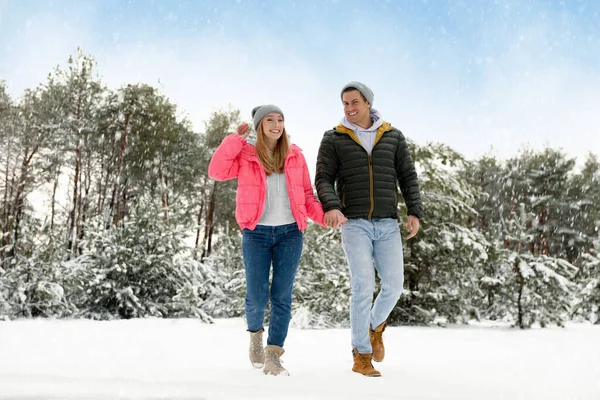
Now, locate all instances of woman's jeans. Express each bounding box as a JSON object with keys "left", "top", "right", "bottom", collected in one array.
[
  {"left": 242, "top": 222, "right": 303, "bottom": 347},
  {"left": 341, "top": 218, "right": 404, "bottom": 353}
]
